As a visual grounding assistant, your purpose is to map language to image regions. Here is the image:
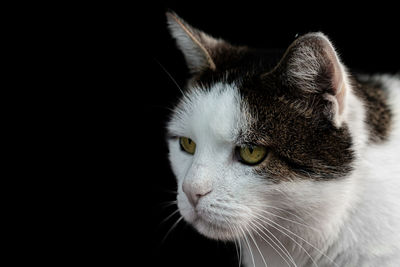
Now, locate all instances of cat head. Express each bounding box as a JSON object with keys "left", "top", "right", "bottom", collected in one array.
[{"left": 166, "top": 12, "right": 363, "bottom": 241}]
